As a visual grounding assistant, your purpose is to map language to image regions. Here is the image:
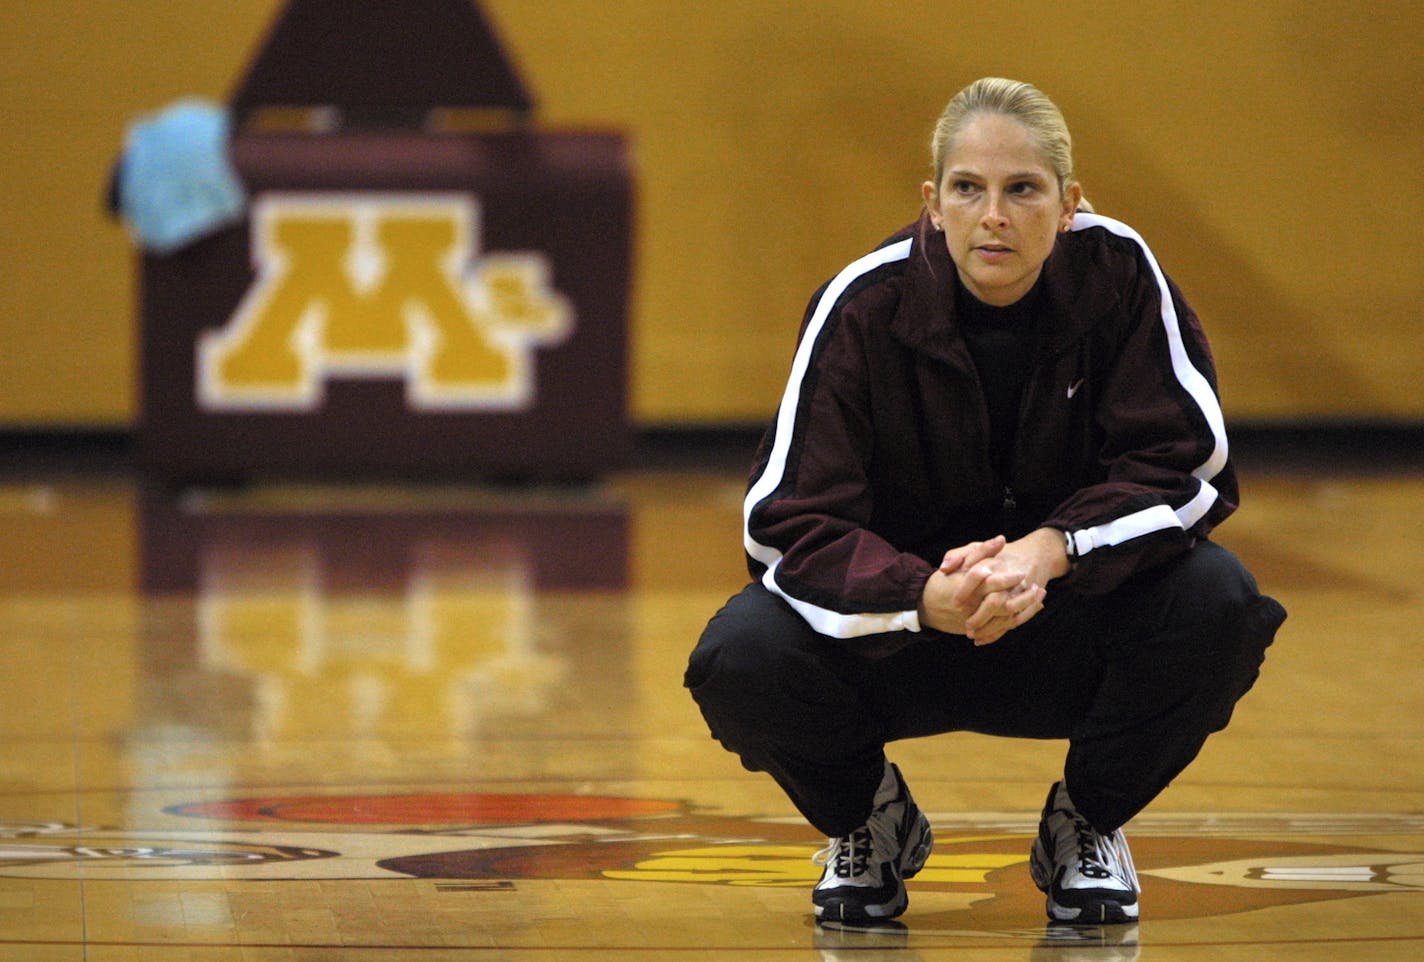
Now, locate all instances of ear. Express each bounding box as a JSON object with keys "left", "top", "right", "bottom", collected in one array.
[
  {"left": 921, "top": 180, "right": 939, "bottom": 227},
  {"left": 1060, "top": 182, "right": 1083, "bottom": 230}
]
